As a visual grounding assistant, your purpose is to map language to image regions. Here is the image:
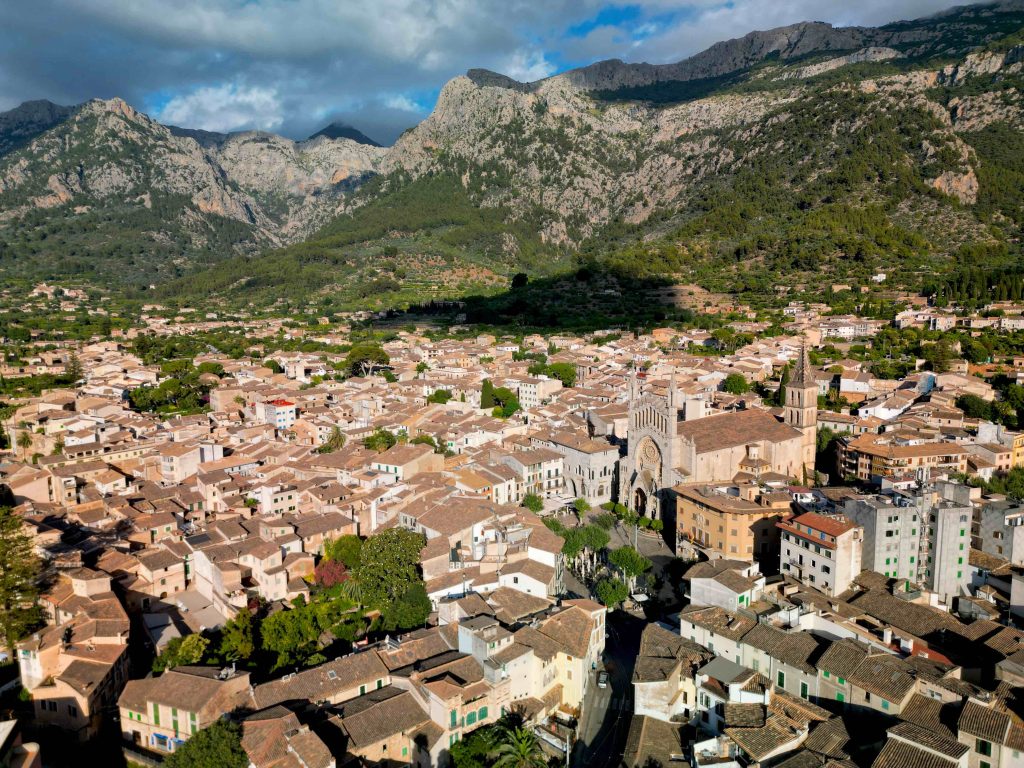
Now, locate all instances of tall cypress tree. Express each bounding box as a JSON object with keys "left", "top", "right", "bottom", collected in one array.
[
  {"left": 0, "top": 507, "right": 41, "bottom": 651},
  {"left": 481, "top": 379, "right": 496, "bottom": 409}
]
